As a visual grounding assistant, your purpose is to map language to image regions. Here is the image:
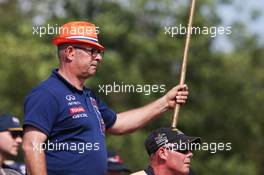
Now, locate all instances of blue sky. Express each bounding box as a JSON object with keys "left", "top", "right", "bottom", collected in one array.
[{"left": 212, "top": 0, "right": 264, "bottom": 52}]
